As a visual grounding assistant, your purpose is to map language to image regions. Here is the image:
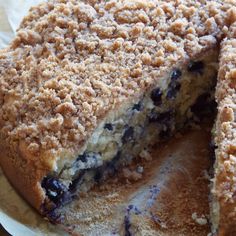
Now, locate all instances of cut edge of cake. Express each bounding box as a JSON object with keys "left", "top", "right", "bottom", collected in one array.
[{"left": 212, "top": 22, "right": 236, "bottom": 236}]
